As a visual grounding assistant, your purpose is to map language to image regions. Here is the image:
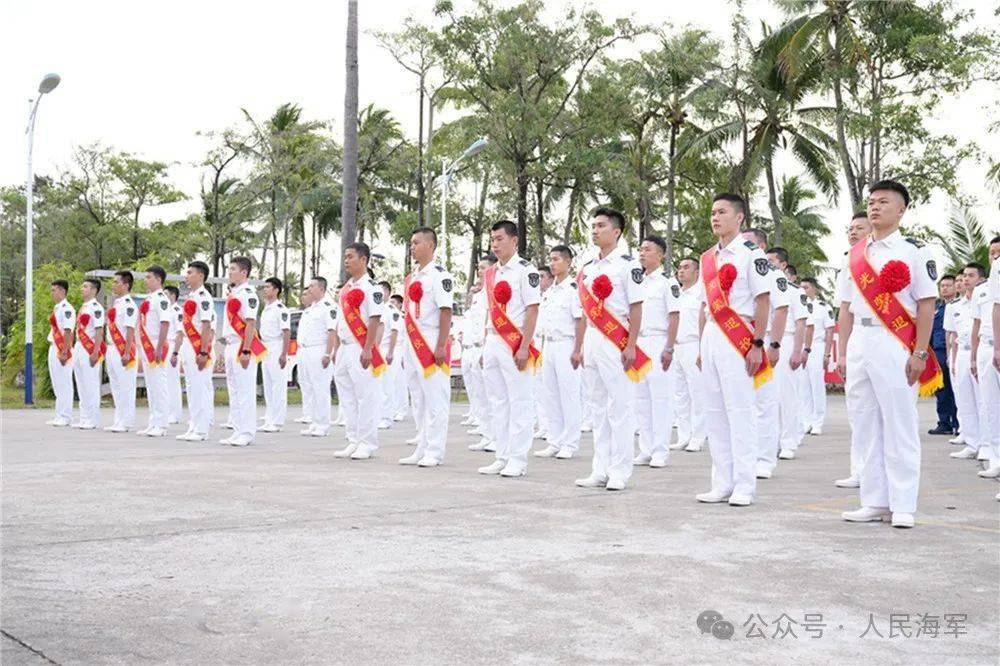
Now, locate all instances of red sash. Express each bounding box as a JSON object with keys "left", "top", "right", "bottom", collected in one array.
[
  {"left": 849, "top": 239, "right": 943, "bottom": 397},
  {"left": 576, "top": 270, "right": 650, "bottom": 382},
  {"left": 138, "top": 300, "right": 164, "bottom": 366},
  {"left": 700, "top": 247, "right": 772, "bottom": 388},
  {"left": 49, "top": 313, "right": 72, "bottom": 360},
  {"left": 76, "top": 314, "right": 106, "bottom": 361},
  {"left": 106, "top": 308, "right": 136, "bottom": 368},
  {"left": 225, "top": 298, "right": 267, "bottom": 360},
  {"left": 288, "top": 339, "right": 298, "bottom": 356},
  {"left": 182, "top": 300, "right": 213, "bottom": 361},
  {"left": 403, "top": 274, "right": 450, "bottom": 377},
  {"left": 339, "top": 286, "right": 387, "bottom": 376},
  {"left": 484, "top": 265, "right": 541, "bottom": 372}
]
